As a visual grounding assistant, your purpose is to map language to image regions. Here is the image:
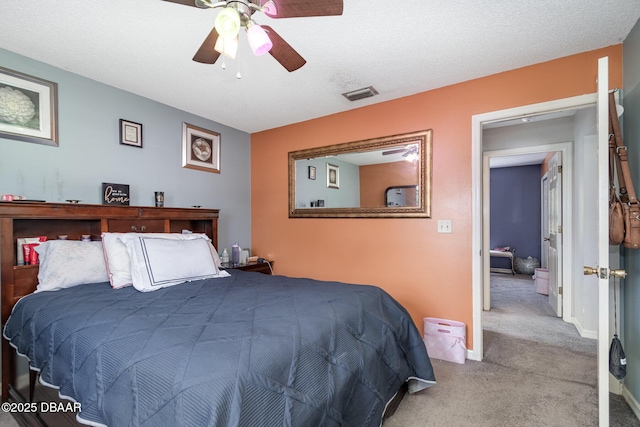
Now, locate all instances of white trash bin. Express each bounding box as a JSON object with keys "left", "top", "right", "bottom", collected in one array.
[{"left": 533, "top": 268, "right": 549, "bottom": 295}]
